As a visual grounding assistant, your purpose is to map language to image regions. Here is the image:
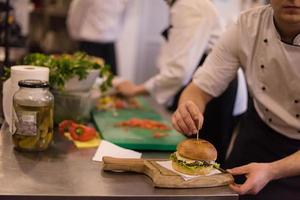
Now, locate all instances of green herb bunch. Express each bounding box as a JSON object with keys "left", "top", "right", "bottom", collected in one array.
[{"left": 22, "top": 52, "right": 113, "bottom": 92}]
